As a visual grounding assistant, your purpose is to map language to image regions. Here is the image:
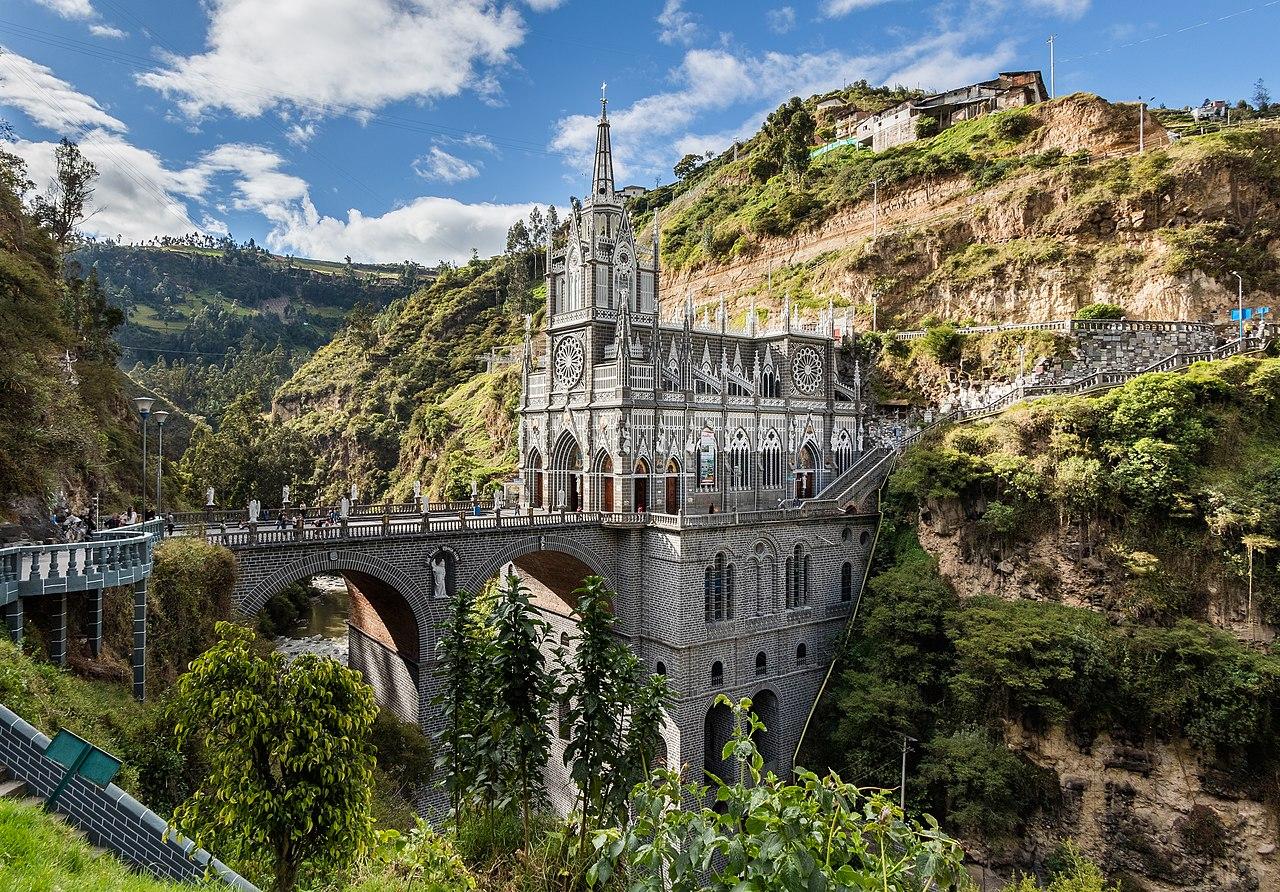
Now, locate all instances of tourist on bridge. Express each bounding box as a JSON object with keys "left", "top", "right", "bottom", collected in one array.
[{"left": 165, "top": 512, "right": 175, "bottom": 536}]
